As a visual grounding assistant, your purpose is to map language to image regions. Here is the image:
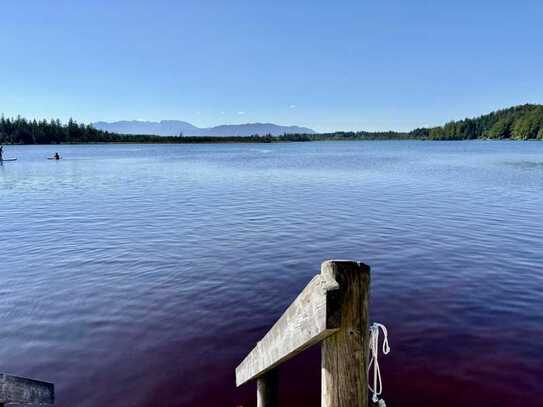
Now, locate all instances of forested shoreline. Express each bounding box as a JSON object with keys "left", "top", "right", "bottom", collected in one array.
[
  {"left": 1, "top": 104, "right": 542, "bottom": 145},
  {"left": 415, "top": 104, "right": 543, "bottom": 140}
]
